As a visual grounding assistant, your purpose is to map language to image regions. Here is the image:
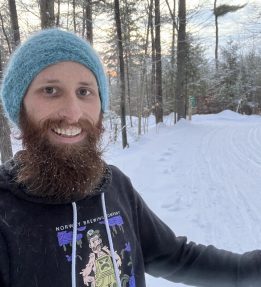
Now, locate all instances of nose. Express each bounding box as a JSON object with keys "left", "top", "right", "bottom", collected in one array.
[{"left": 58, "top": 95, "right": 83, "bottom": 123}]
